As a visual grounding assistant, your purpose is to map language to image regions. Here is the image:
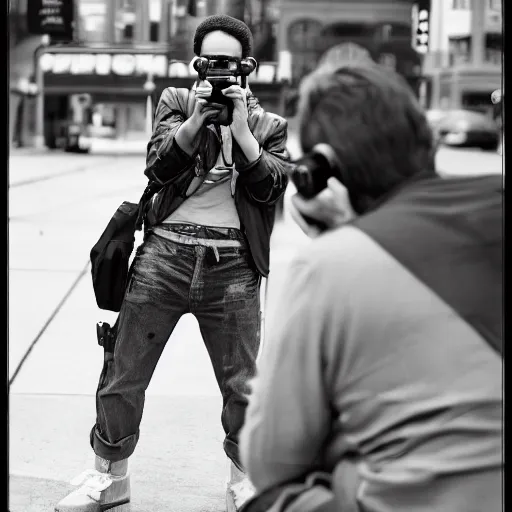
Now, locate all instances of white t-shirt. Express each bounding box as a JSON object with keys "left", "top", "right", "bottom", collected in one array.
[{"left": 163, "top": 125, "right": 240, "bottom": 229}]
